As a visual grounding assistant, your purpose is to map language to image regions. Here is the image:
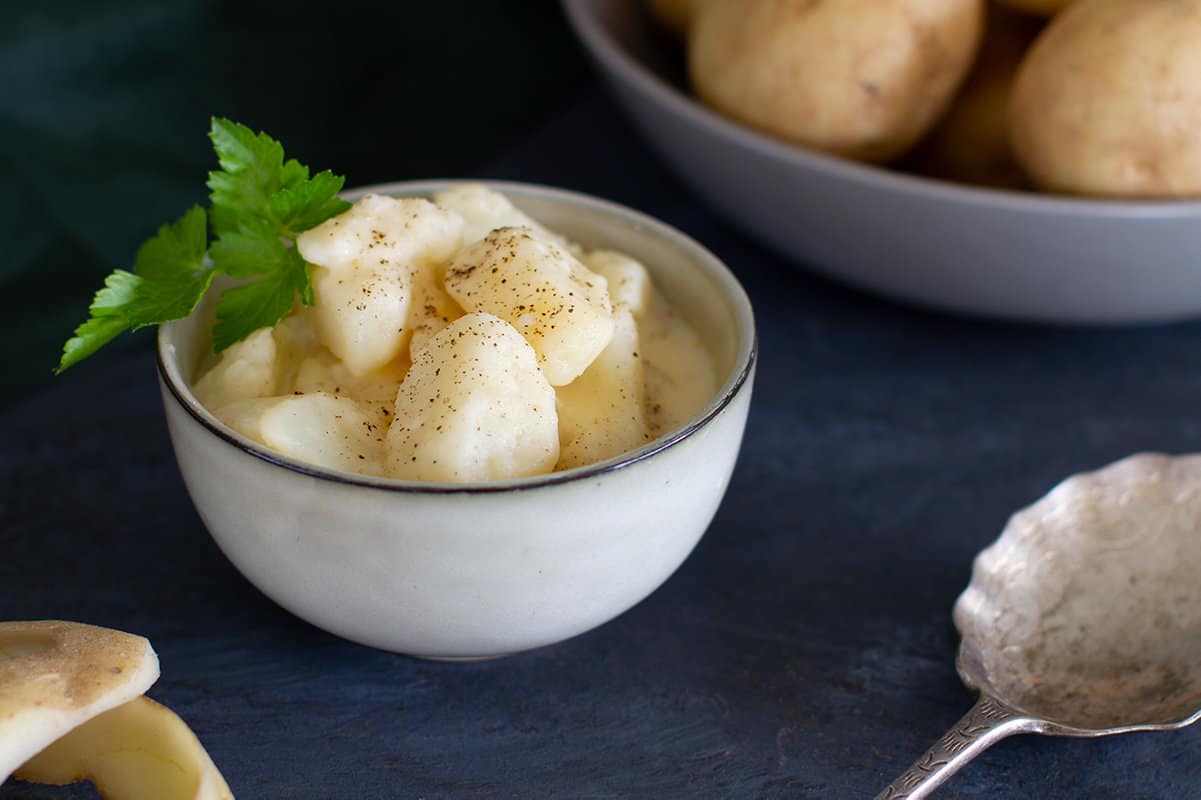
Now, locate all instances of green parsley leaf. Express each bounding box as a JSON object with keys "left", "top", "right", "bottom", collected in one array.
[
  {"left": 56, "top": 208, "right": 216, "bottom": 374},
  {"left": 56, "top": 271, "right": 142, "bottom": 374},
  {"left": 210, "top": 249, "right": 308, "bottom": 352},
  {"left": 270, "top": 170, "right": 351, "bottom": 232},
  {"left": 280, "top": 158, "right": 309, "bottom": 191},
  {"left": 133, "top": 206, "right": 208, "bottom": 282},
  {"left": 126, "top": 269, "right": 216, "bottom": 329},
  {"left": 58, "top": 119, "right": 351, "bottom": 372},
  {"left": 57, "top": 314, "right": 132, "bottom": 375},
  {"left": 56, "top": 267, "right": 216, "bottom": 374},
  {"left": 207, "top": 119, "right": 286, "bottom": 232},
  {"left": 208, "top": 218, "right": 288, "bottom": 279},
  {"left": 205, "top": 118, "right": 354, "bottom": 349}
]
